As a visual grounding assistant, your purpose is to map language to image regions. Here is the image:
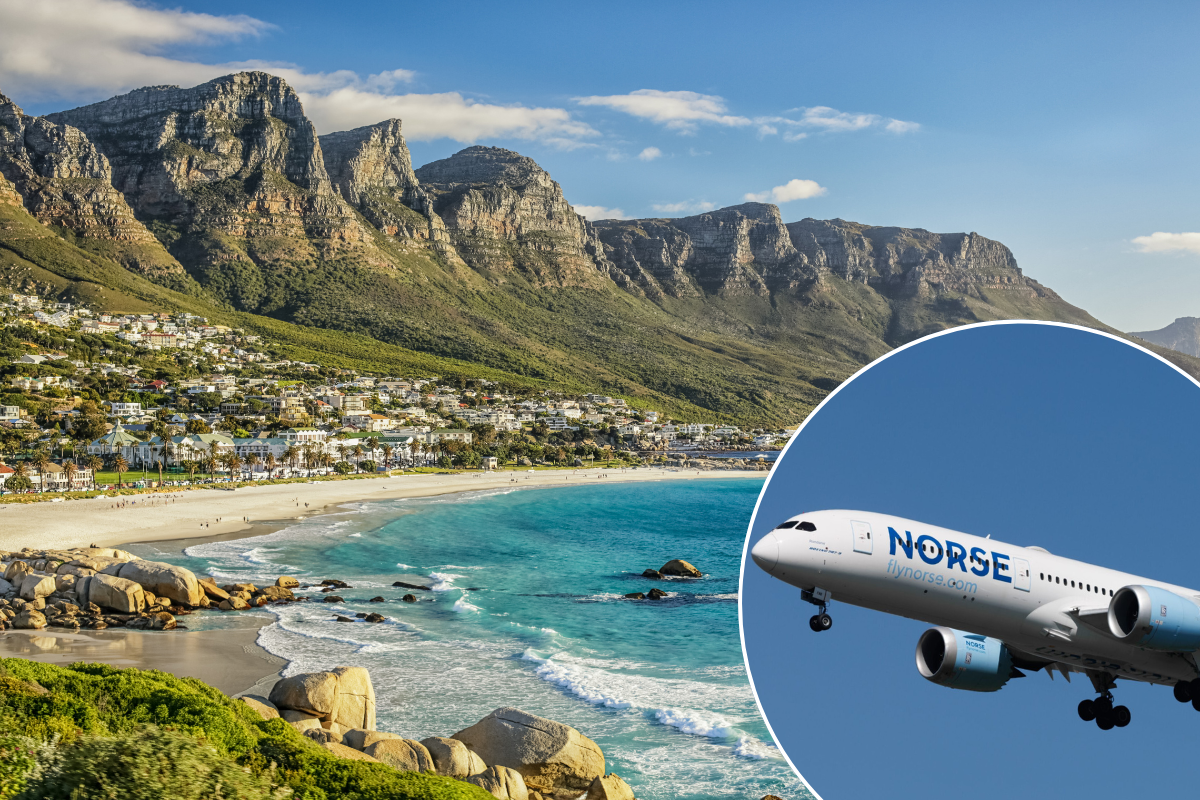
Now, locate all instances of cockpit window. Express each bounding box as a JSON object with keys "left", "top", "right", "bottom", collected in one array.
[
  {"left": 797, "top": 521, "right": 816, "bottom": 532},
  {"left": 775, "top": 521, "right": 798, "bottom": 529}
]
